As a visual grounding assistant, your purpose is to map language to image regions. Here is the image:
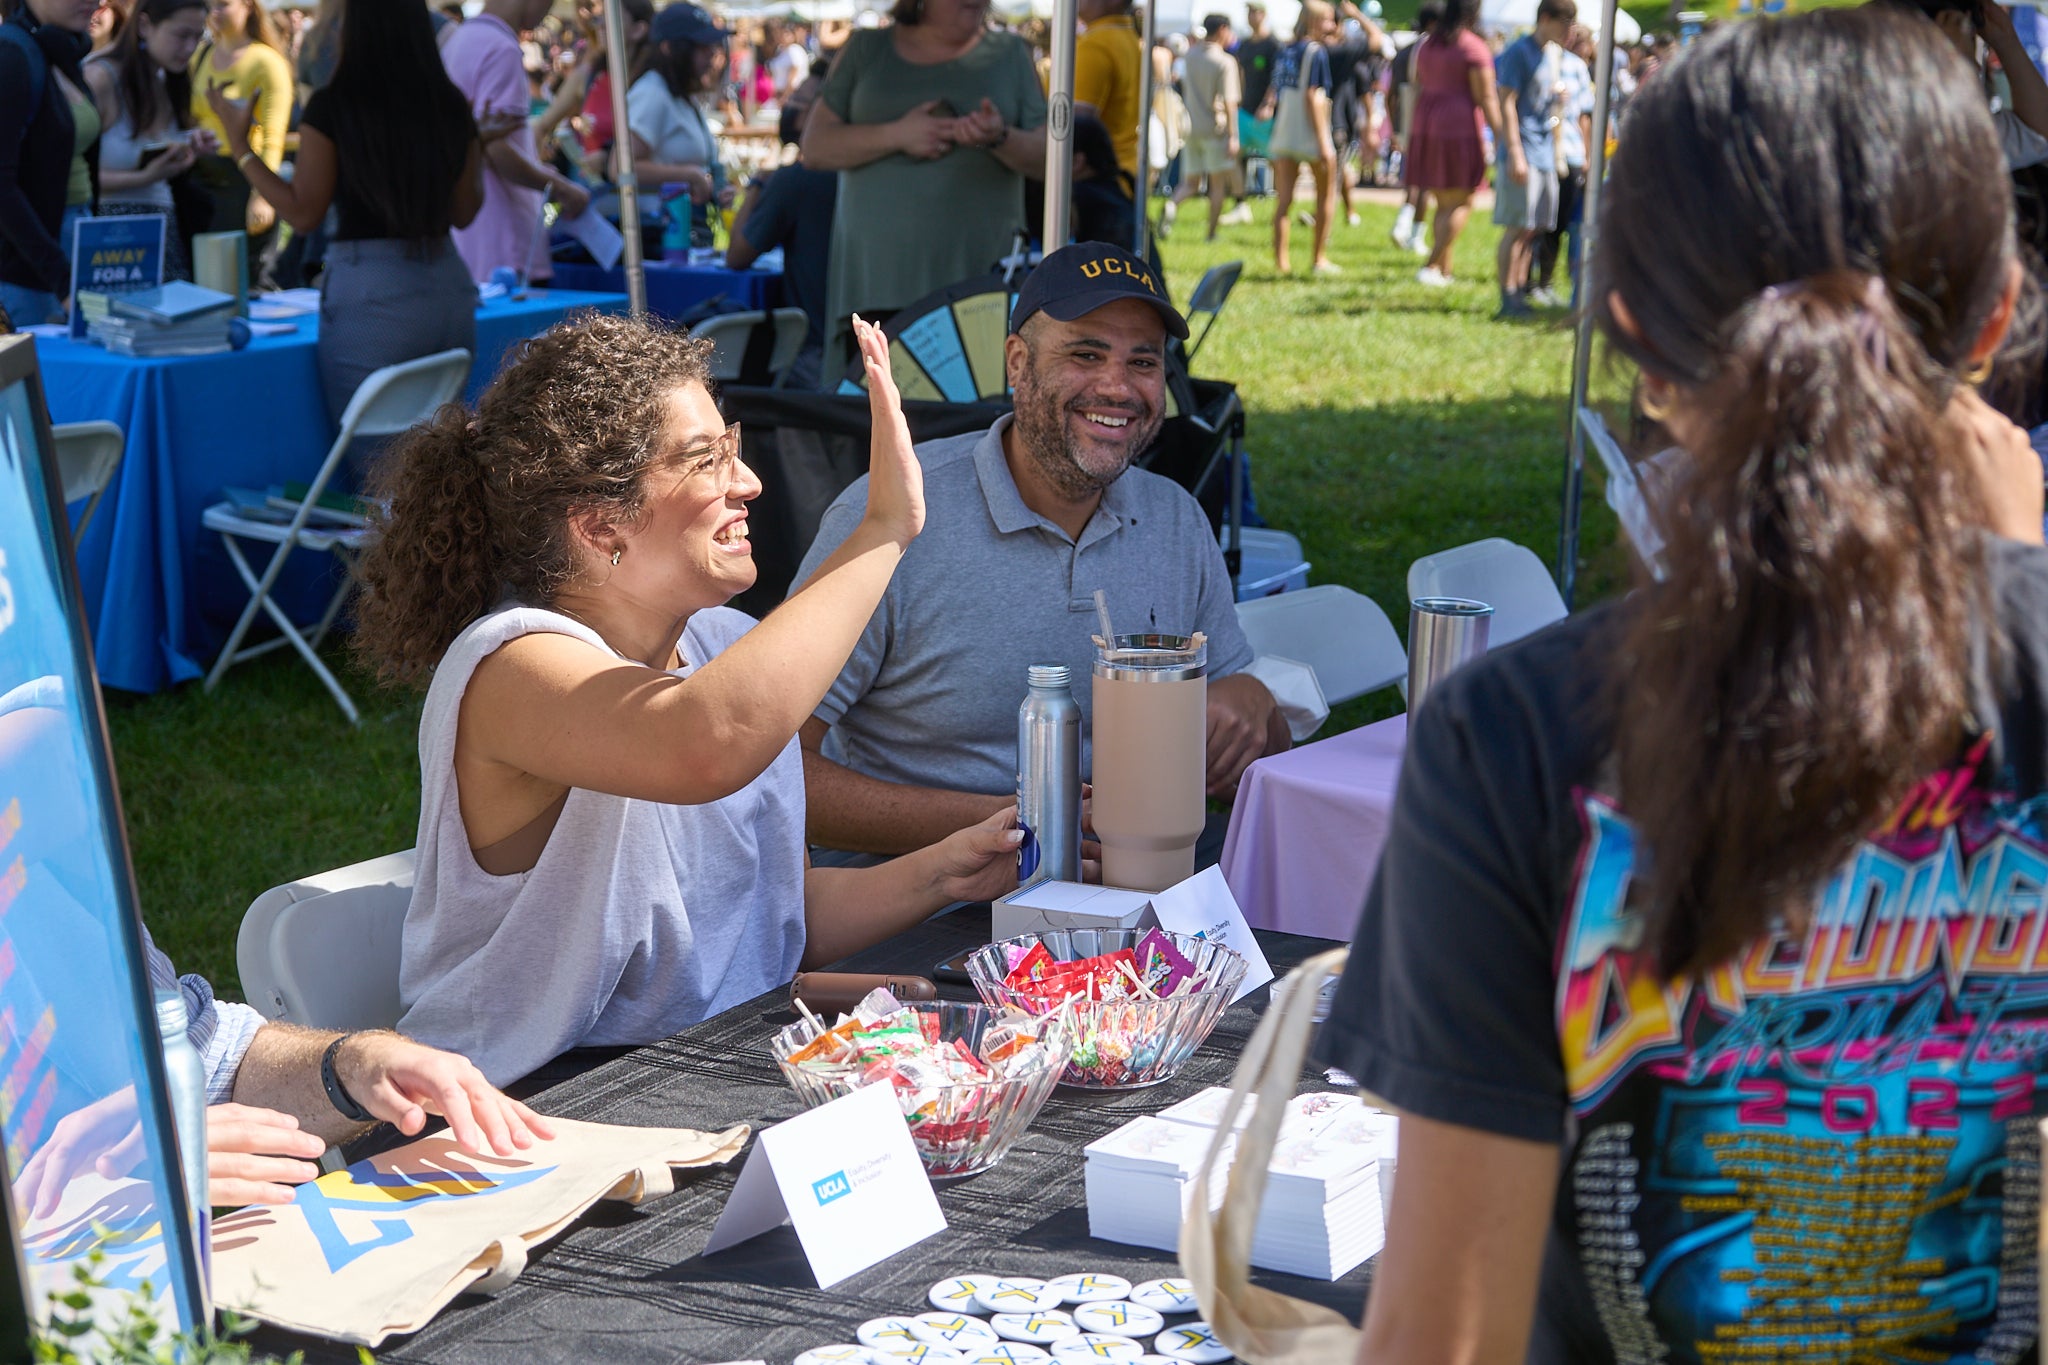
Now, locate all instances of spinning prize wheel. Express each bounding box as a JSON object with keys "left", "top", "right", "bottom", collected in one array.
[{"left": 836, "top": 273, "right": 1195, "bottom": 419}]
